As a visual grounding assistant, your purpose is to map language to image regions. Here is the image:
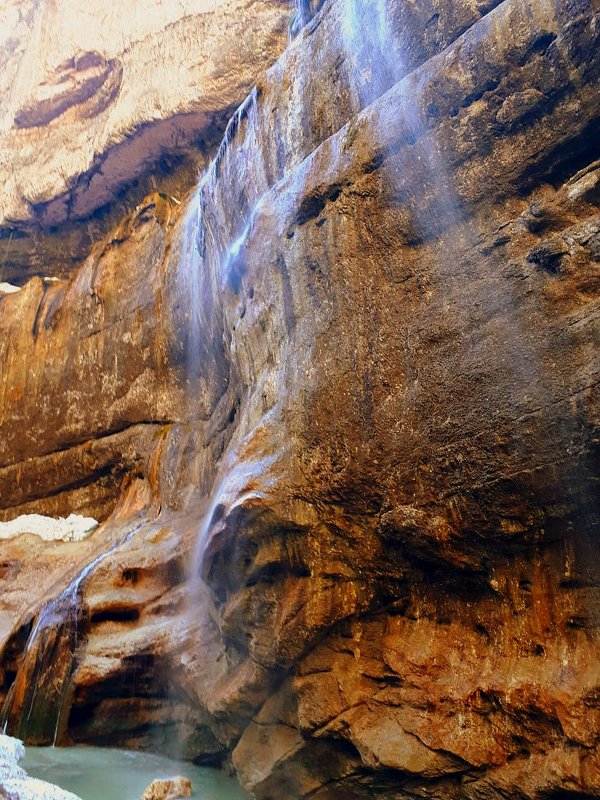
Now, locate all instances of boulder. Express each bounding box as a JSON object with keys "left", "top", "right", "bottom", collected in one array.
[{"left": 139, "top": 777, "right": 192, "bottom": 800}]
